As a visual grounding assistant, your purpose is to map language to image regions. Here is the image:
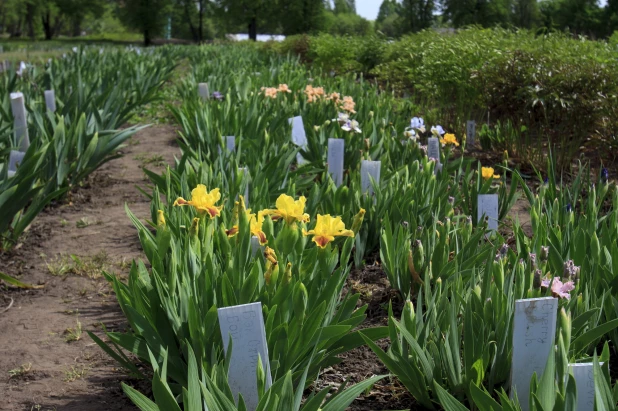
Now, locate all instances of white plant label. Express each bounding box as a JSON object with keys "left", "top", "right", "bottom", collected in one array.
[
  {"left": 427, "top": 137, "right": 440, "bottom": 164},
  {"left": 250, "top": 236, "right": 262, "bottom": 257},
  {"left": 44, "top": 90, "right": 56, "bottom": 113},
  {"left": 10, "top": 92, "right": 29, "bottom": 151},
  {"left": 288, "top": 116, "right": 307, "bottom": 164},
  {"left": 477, "top": 194, "right": 499, "bottom": 232},
  {"left": 238, "top": 167, "right": 249, "bottom": 205},
  {"left": 510, "top": 297, "right": 558, "bottom": 411},
  {"left": 218, "top": 302, "right": 272, "bottom": 411},
  {"left": 361, "top": 160, "right": 380, "bottom": 197},
  {"left": 466, "top": 120, "right": 476, "bottom": 146},
  {"left": 327, "top": 138, "right": 344, "bottom": 187},
  {"left": 198, "top": 82, "right": 210, "bottom": 100},
  {"left": 8, "top": 150, "right": 25, "bottom": 172},
  {"left": 569, "top": 363, "right": 597, "bottom": 411},
  {"left": 7, "top": 150, "right": 25, "bottom": 178},
  {"left": 226, "top": 136, "right": 236, "bottom": 153},
  {"left": 218, "top": 136, "right": 236, "bottom": 156}
]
